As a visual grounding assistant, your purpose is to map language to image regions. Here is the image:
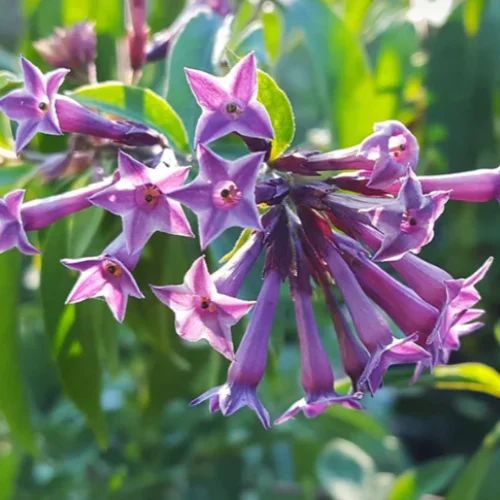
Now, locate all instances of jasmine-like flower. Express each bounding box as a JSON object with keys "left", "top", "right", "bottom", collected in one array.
[
  {"left": 0, "top": 57, "right": 68, "bottom": 154},
  {"left": 169, "top": 145, "right": 264, "bottom": 249},
  {"left": 0, "top": 175, "right": 115, "bottom": 255},
  {"left": 0, "top": 57, "right": 165, "bottom": 154},
  {"left": 0, "top": 190, "right": 39, "bottom": 255},
  {"left": 151, "top": 256, "right": 255, "bottom": 361},
  {"left": 363, "top": 168, "right": 450, "bottom": 261},
  {"left": 62, "top": 235, "right": 143, "bottom": 323},
  {"left": 185, "top": 52, "right": 274, "bottom": 145},
  {"left": 90, "top": 151, "right": 193, "bottom": 255},
  {"left": 190, "top": 269, "right": 282, "bottom": 428}
]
